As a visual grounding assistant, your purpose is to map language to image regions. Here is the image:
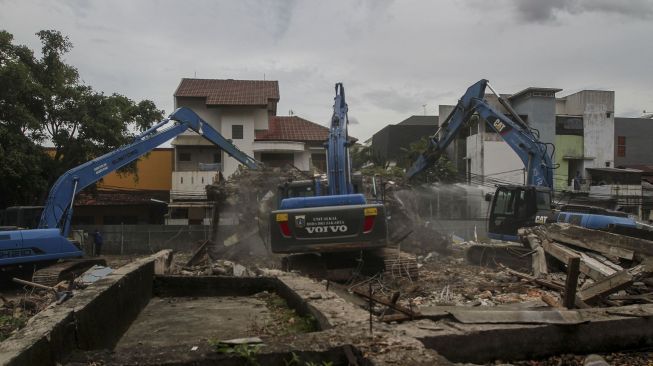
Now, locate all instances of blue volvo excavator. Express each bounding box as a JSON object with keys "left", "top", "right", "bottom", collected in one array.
[
  {"left": 0, "top": 107, "right": 259, "bottom": 283},
  {"left": 270, "top": 83, "right": 387, "bottom": 254}
]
